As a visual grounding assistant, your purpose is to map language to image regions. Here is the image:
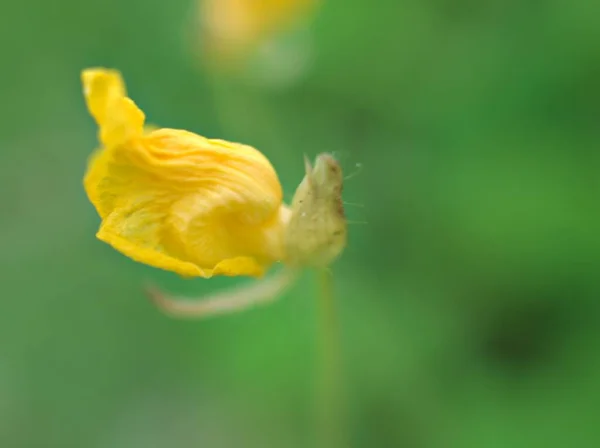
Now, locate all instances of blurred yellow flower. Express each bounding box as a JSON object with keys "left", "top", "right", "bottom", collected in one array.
[
  {"left": 82, "top": 68, "right": 290, "bottom": 278},
  {"left": 199, "top": 0, "right": 319, "bottom": 67}
]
